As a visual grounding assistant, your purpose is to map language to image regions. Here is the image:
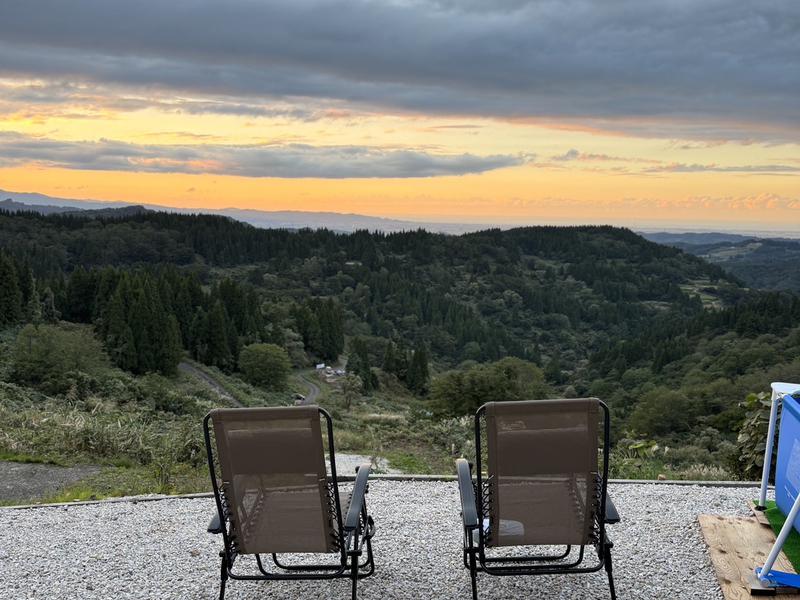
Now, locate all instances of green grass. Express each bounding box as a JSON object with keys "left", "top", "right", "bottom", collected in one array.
[
  {"left": 762, "top": 500, "right": 800, "bottom": 573},
  {"left": 0, "top": 451, "right": 69, "bottom": 466},
  {"left": 383, "top": 451, "right": 434, "bottom": 474},
  {"left": 36, "top": 464, "right": 209, "bottom": 504}
]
